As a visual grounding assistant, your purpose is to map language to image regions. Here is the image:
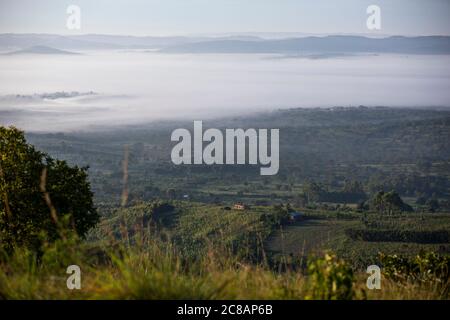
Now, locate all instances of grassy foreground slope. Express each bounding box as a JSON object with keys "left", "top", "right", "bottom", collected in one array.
[
  {"left": 1, "top": 240, "right": 449, "bottom": 300},
  {"left": 1, "top": 200, "right": 449, "bottom": 300},
  {"left": 1, "top": 234, "right": 448, "bottom": 300}
]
